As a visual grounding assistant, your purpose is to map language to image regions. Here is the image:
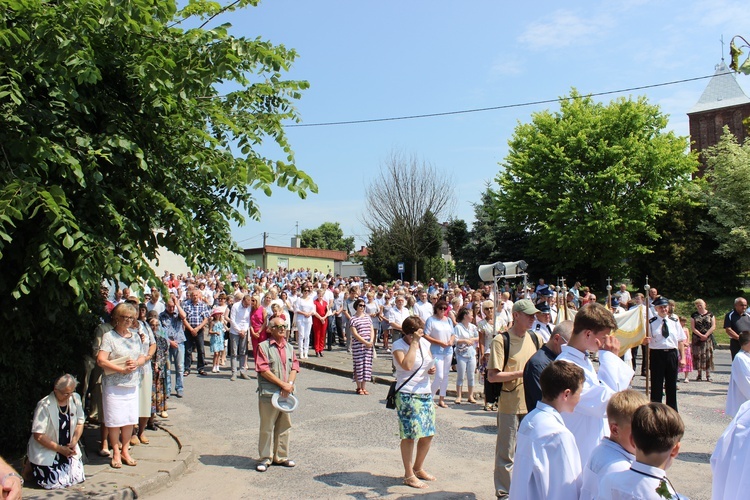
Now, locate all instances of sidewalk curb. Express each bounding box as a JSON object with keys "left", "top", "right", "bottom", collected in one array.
[{"left": 90, "top": 429, "right": 196, "bottom": 500}]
